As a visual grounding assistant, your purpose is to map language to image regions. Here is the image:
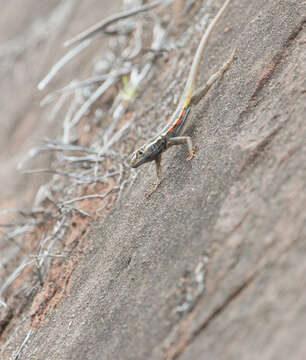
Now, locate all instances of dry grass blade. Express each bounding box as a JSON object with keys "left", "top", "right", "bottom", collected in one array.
[
  {"left": 40, "top": 69, "right": 130, "bottom": 106},
  {"left": 38, "top": 39, "right": 92, "bottom": 90},
  {"left": 70, "top": 77, "right": 115, "bottom": 127},
  {"left": 103, "top": 115, "right": 135, "bottom": 153},
  {"left": 64, "top": 0, "right": 172, "bottom": 47},
  {"left": 2, "top": 225, "right": 34, "bottom": 249},
  {"left": 0, "top": 258, "right": 35, "bottom": 298},
  {"left": 0, "top": 298, "right": 7, "bottom": 308},
  {"left": 70, "top": 187, "right": 120, "bottom": 204},
  {"left": 13, "top": 328, "right": 33, "bottom": 360},
  {"left": 43, "top": 138, "right": 100, "bottom": 154}
]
